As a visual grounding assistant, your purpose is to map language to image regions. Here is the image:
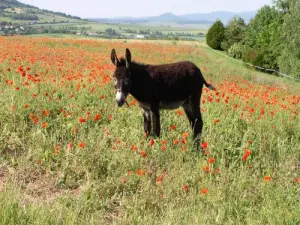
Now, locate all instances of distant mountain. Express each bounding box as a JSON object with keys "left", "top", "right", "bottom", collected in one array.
[
  {"left": 151, "top": 12, "right": 179, "bottom": 21},
  {"left": 181, "top": 11, "right": 256, "bottom": 23},
  {"left": 90, "top": 10, "right": 257, "bottom": 25}
]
